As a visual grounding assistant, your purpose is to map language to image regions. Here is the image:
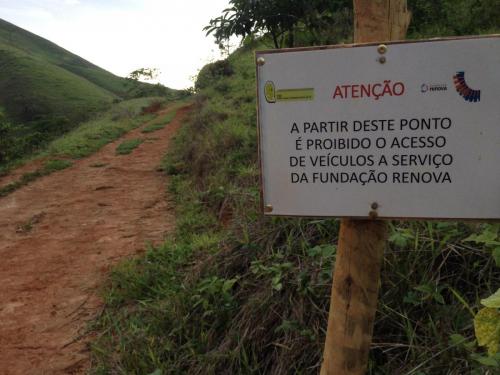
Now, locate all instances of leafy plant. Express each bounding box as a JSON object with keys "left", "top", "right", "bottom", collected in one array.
[
  {"left": 204, "top": 0, "right": 352, "bottom": 48},
  {"left": 464, "top": 224, "right": 500, "bottom": 266}
]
